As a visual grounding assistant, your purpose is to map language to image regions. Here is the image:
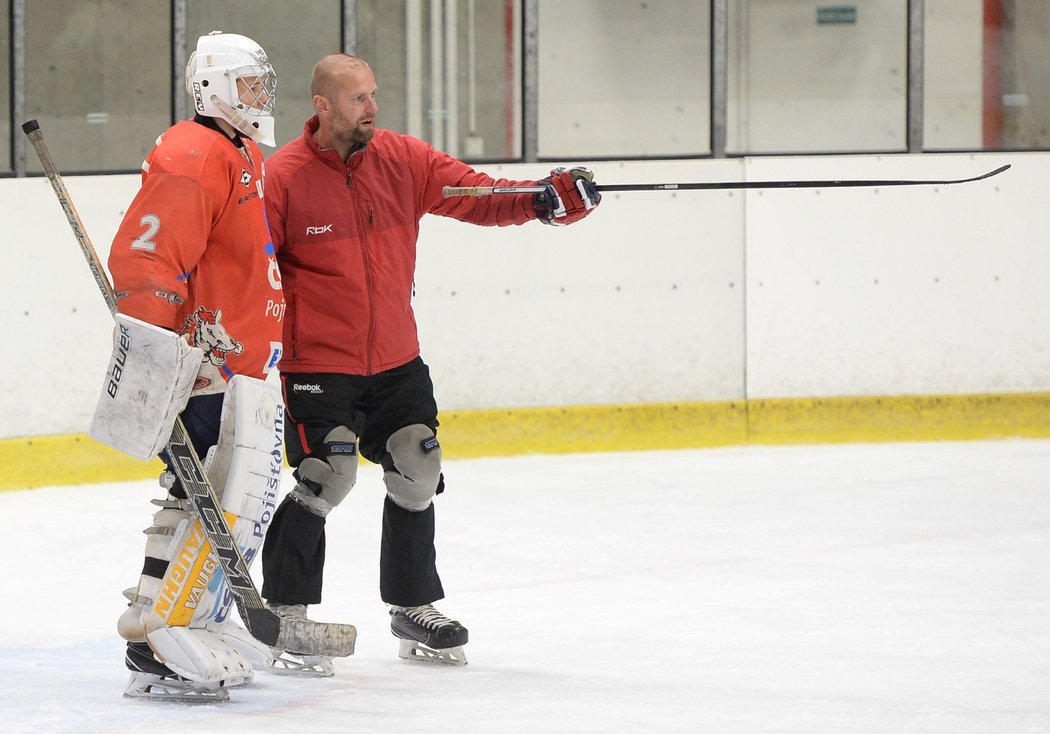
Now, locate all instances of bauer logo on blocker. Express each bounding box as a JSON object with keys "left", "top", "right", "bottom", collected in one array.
[{"left": 106, "top": 324, "right": 132, "bottom": 398}]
